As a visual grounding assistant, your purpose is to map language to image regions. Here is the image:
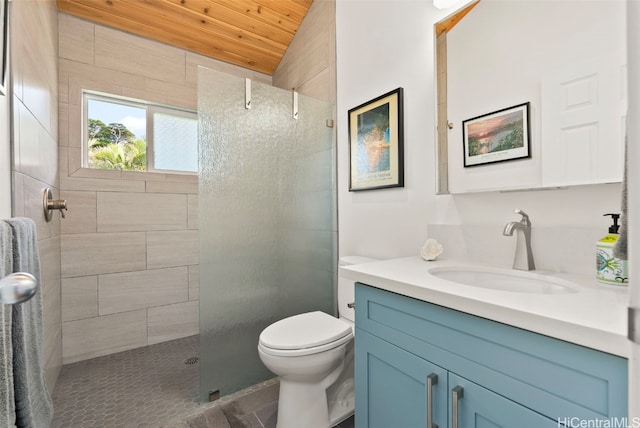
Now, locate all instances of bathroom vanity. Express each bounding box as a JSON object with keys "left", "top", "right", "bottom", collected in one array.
[{"left": 341, "top": 257, "right": 629, "bottom": 428}]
